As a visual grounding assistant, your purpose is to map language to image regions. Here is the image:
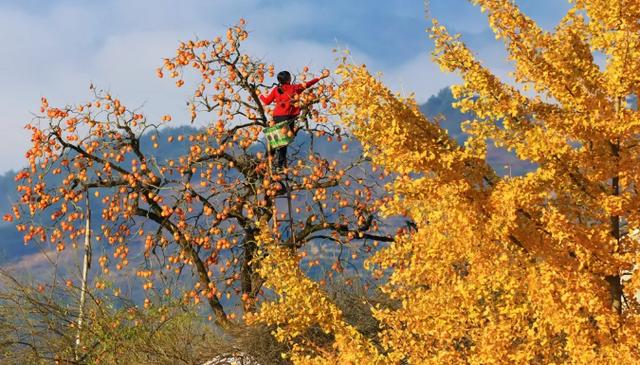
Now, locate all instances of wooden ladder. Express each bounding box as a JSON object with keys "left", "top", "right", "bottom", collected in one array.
[{"left": 268, "top": 153, "right": 296, "bottom": 247}]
